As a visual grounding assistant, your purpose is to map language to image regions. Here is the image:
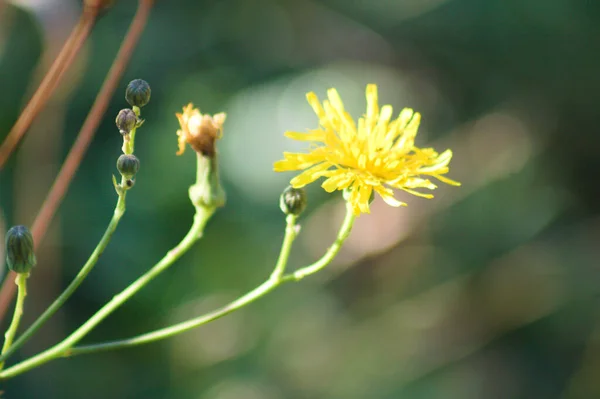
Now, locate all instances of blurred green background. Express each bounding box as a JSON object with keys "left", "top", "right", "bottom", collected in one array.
[{"left": 1, "top": 0, "right": 599, "bottom": 398}]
